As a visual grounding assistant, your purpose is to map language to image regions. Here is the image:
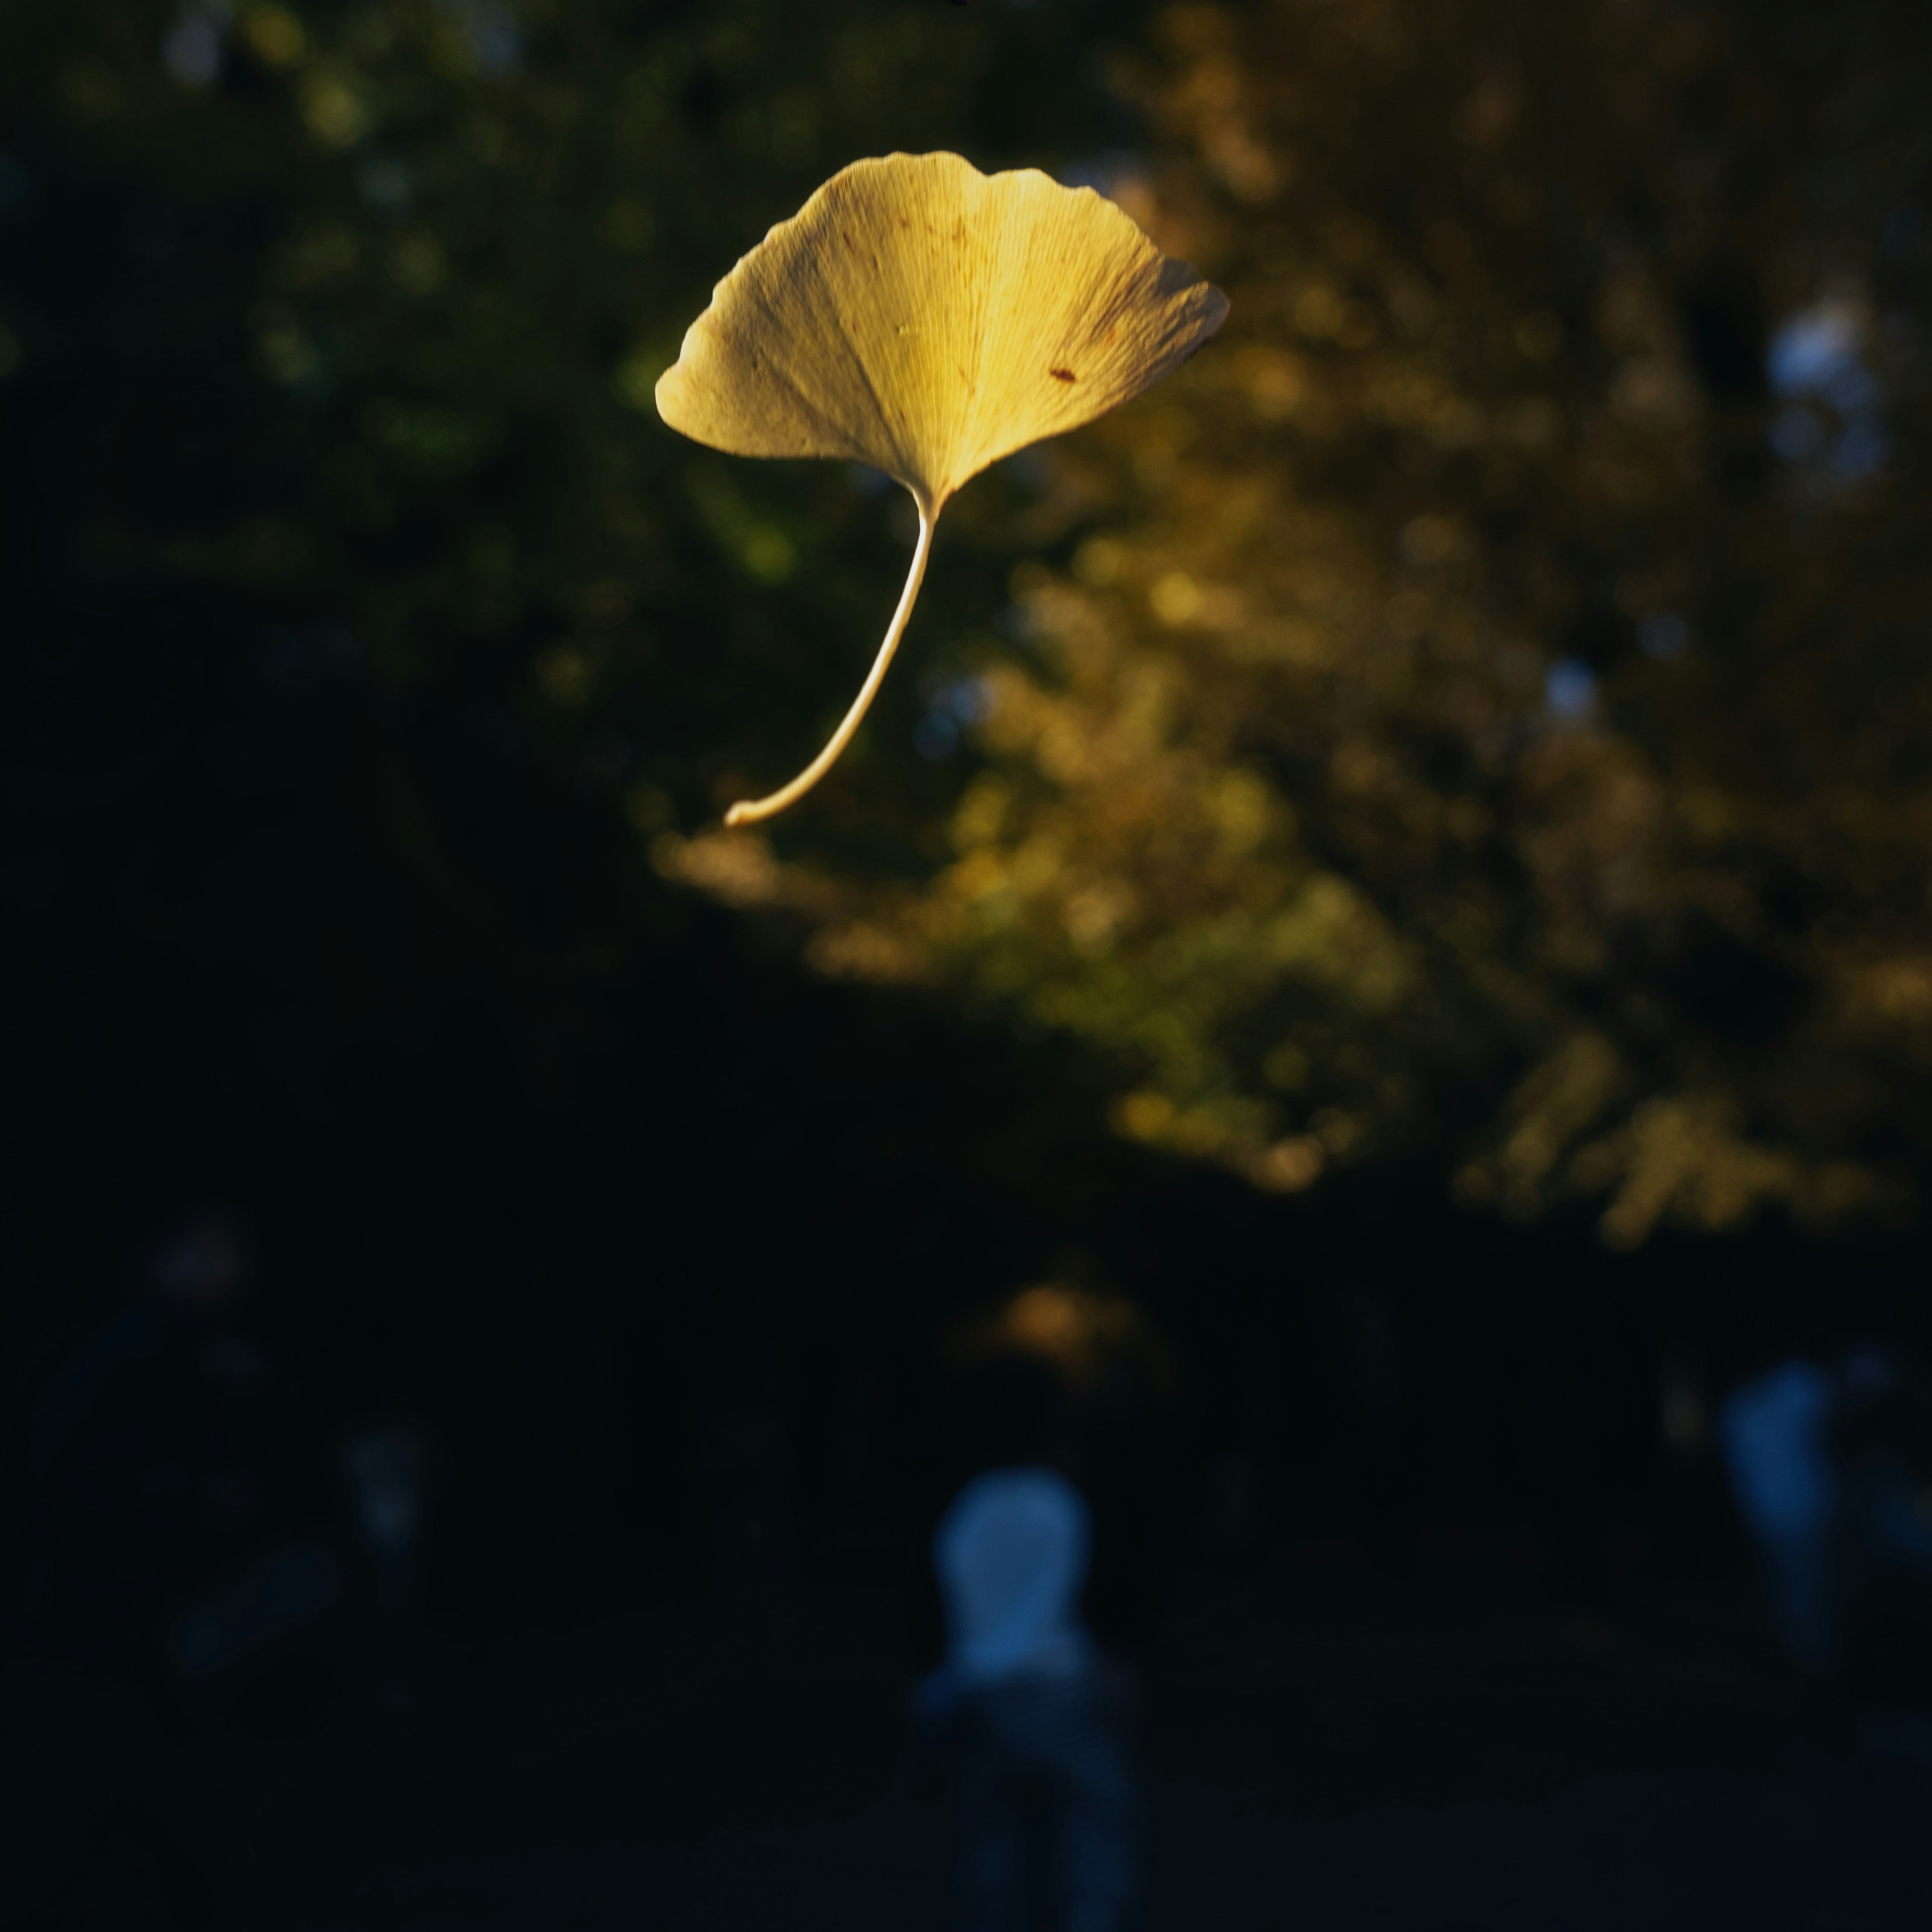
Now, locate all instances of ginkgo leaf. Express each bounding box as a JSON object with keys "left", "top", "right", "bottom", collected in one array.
[{"left": 656, "top": 150, "right": 1228, "bottom": 826}]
